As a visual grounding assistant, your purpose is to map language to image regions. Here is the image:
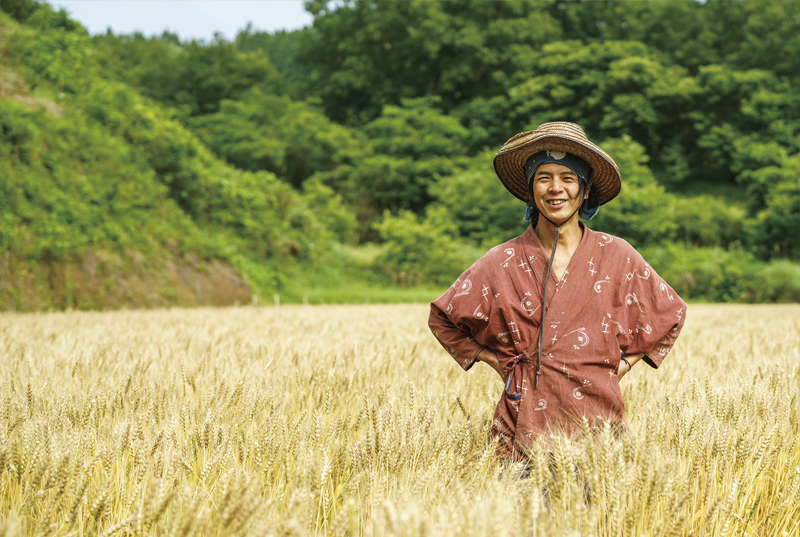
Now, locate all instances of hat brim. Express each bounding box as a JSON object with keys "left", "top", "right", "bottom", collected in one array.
[{"left": 493, "top": 134, "right": 621, "bottom": 206}]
